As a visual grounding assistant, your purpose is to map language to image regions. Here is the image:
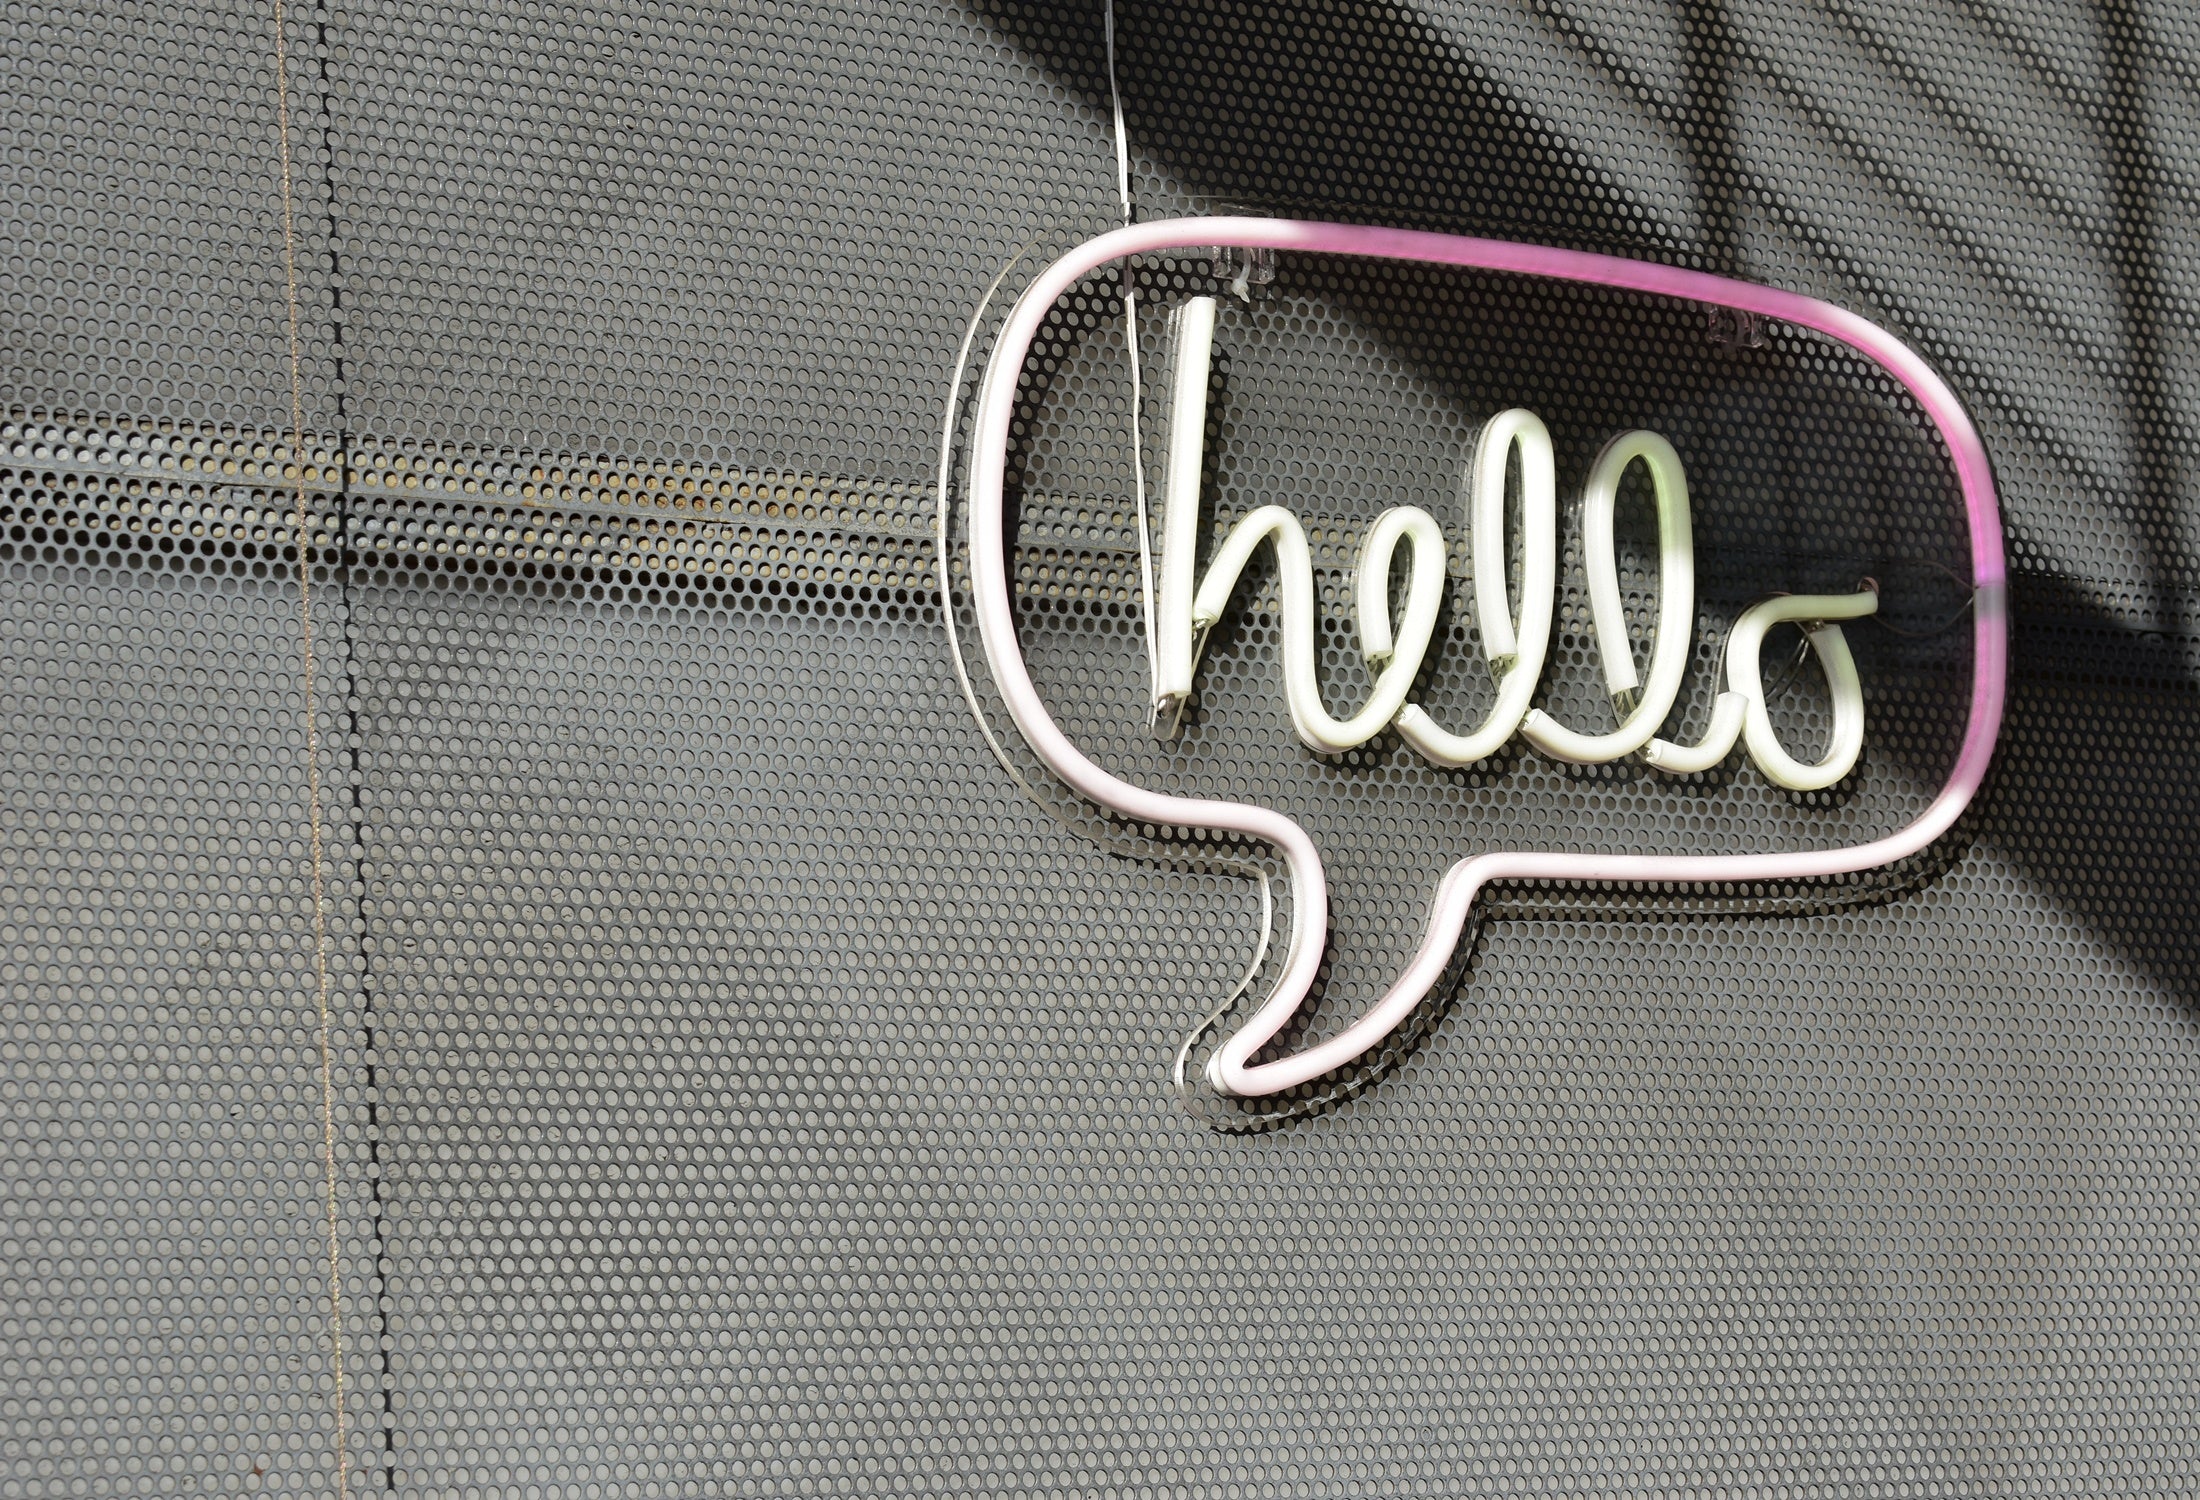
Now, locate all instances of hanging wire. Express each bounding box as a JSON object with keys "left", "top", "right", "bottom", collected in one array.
[
  {"left": 1857, "top": 560, "right": 1979, "bottom": 638},
  {"left": 1692, "top": 564, "right": 1974, "bottom": 716},
  {"left": 1761, "top": 564, "right": 1977, "bottom": 701},
  {"left": 1104, "top": 0, "right": 1161, "bottom": 713}
]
